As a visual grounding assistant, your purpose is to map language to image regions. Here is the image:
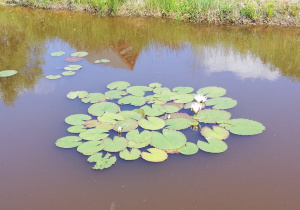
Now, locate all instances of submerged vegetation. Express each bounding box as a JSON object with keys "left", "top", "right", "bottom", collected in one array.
[
  {"left": 56, "top": 81, "right": 265, "bottom": 170},
  {"left": 1, "top": 0, "right": 300, "bottom": 25}
]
